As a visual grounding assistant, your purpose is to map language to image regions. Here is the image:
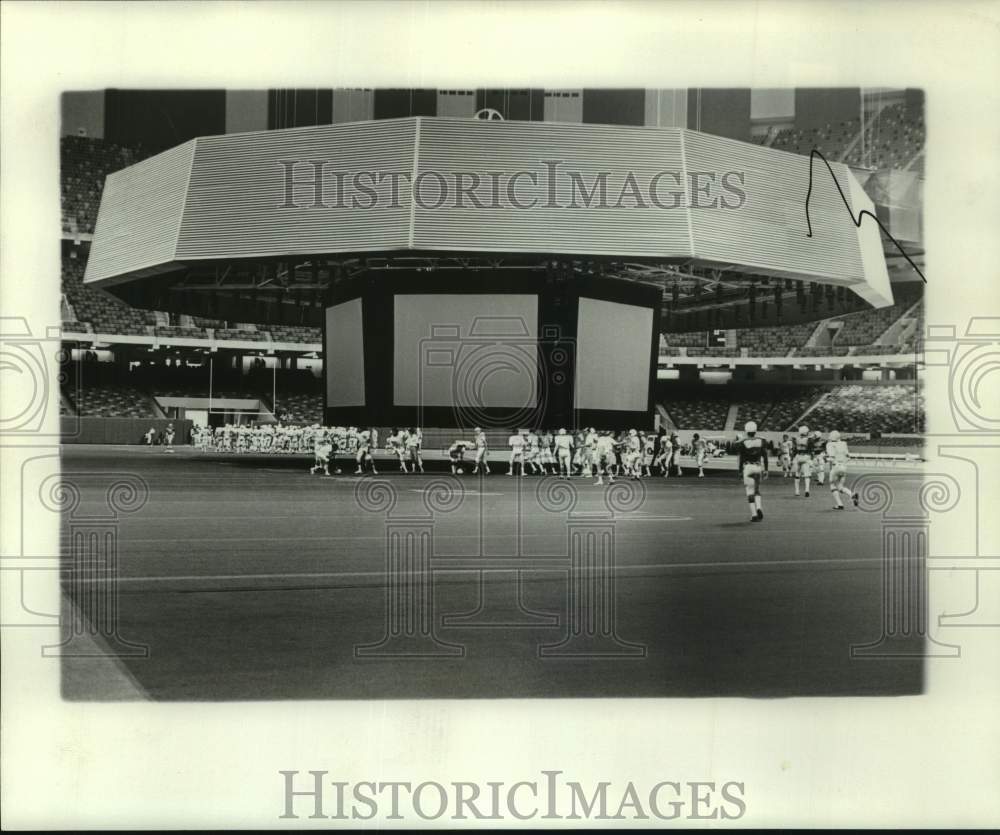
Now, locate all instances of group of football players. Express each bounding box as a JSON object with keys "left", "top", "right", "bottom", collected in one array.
[
  {"left": 190, "top": 423, "right": 384, "bottom": 474},
  {"left": 446, "top": 427, "right": 712, "bottom": 484},
  {"left": 734, "top": 422, "right": 860, "bottom": 522},
  {"left": 191, "top": 422, "right": 351, "bottom": 455},
  {"left": 191, "top": 419, "right": 861, "bottom": 521}
]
